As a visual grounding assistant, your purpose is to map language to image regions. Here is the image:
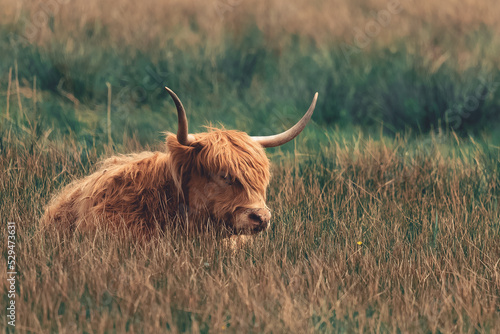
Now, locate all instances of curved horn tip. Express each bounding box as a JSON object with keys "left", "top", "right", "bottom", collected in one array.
[
  {"left": 165, "top": 86, "right": 174, "bottom": 95},
  {"left": 251, "top": 91, "right": 319, "bottom": 148},
  {"left": 310, "top": 92, "right": 318, "bottom": 110},
  {"left": 312, "top": 92, "right": 318, "bottom": 104}
]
